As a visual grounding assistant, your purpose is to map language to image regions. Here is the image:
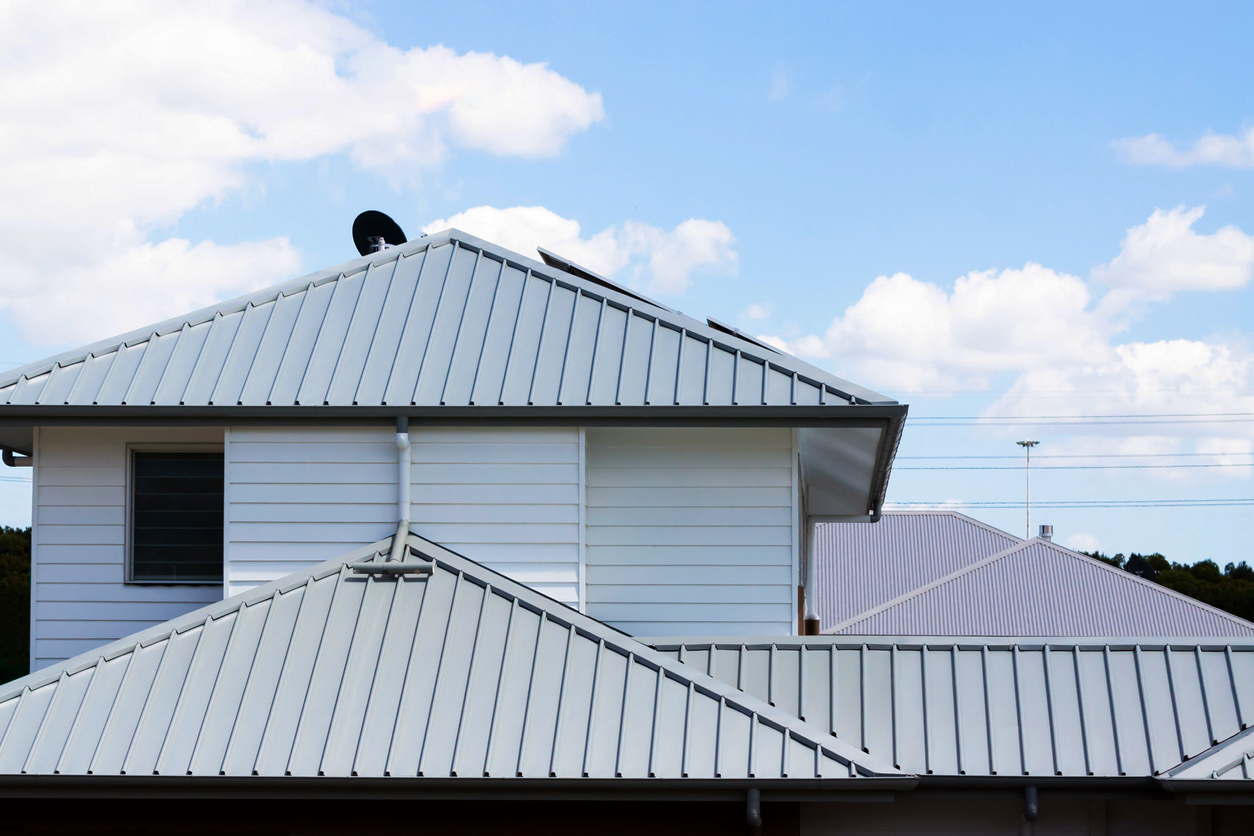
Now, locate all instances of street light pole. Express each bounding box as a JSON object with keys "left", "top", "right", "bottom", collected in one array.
[{"left": 1017, "top": 440, "right": 1039, "bottom": 539}]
